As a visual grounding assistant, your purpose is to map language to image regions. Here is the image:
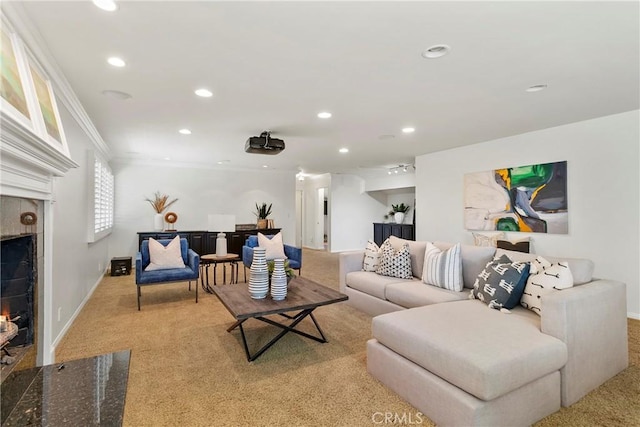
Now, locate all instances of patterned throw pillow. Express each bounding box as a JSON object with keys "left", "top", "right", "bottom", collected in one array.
[
  {"left": 469, "top": 254, "right": 530, "bottom": 310},
  {"left": 362, "top": 240, "right": 381, "bottom": 272},
  {"left": 521, "top": 256, "right": 573, "bottom": 315},
  {"left": 422, "top": 242, "right": 463, "bottom": 291},
  {"left": 376, "top": 240, "right": 412, "bottom": 279},
  {"left": 472, "top": 232, "right": 506, "bottom": 247}
]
